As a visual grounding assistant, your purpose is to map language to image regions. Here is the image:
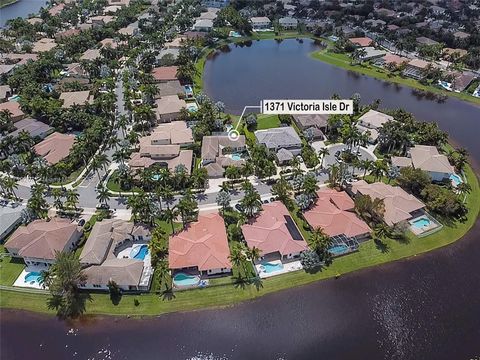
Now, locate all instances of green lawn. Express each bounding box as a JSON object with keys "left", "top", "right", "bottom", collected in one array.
[
  {"left": 0, "top": 0, "right": 18, "bottom": 9},
  {"left": 240, "top": 114, "right": 281, "bottom": 142},
  {"left": 0, "top": 246, "right": 24, "bottom": 286},
  {"left": 50, "top": 167, "right": 84, "bottom": 186},
  {"left": 311, "top": 50, "right": 480, "bottom": 106}
]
